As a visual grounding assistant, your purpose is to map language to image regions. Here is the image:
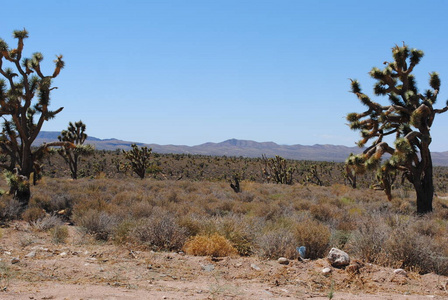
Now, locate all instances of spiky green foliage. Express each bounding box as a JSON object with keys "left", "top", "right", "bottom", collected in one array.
[
  {"left": 346, "top": 43, "right": 448, "bottom": 214},
  {"left": 58, "top": 121, "right": 93, "bottom": 179},
  {"left": 123, "top": 144, "right": 152, "bottom": 179},
  {"left": 0, "top": 29, "right": 68, "bottom": 207},
  {"left": 261, "top": 154, "right": 296, "bottom": 184}
]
